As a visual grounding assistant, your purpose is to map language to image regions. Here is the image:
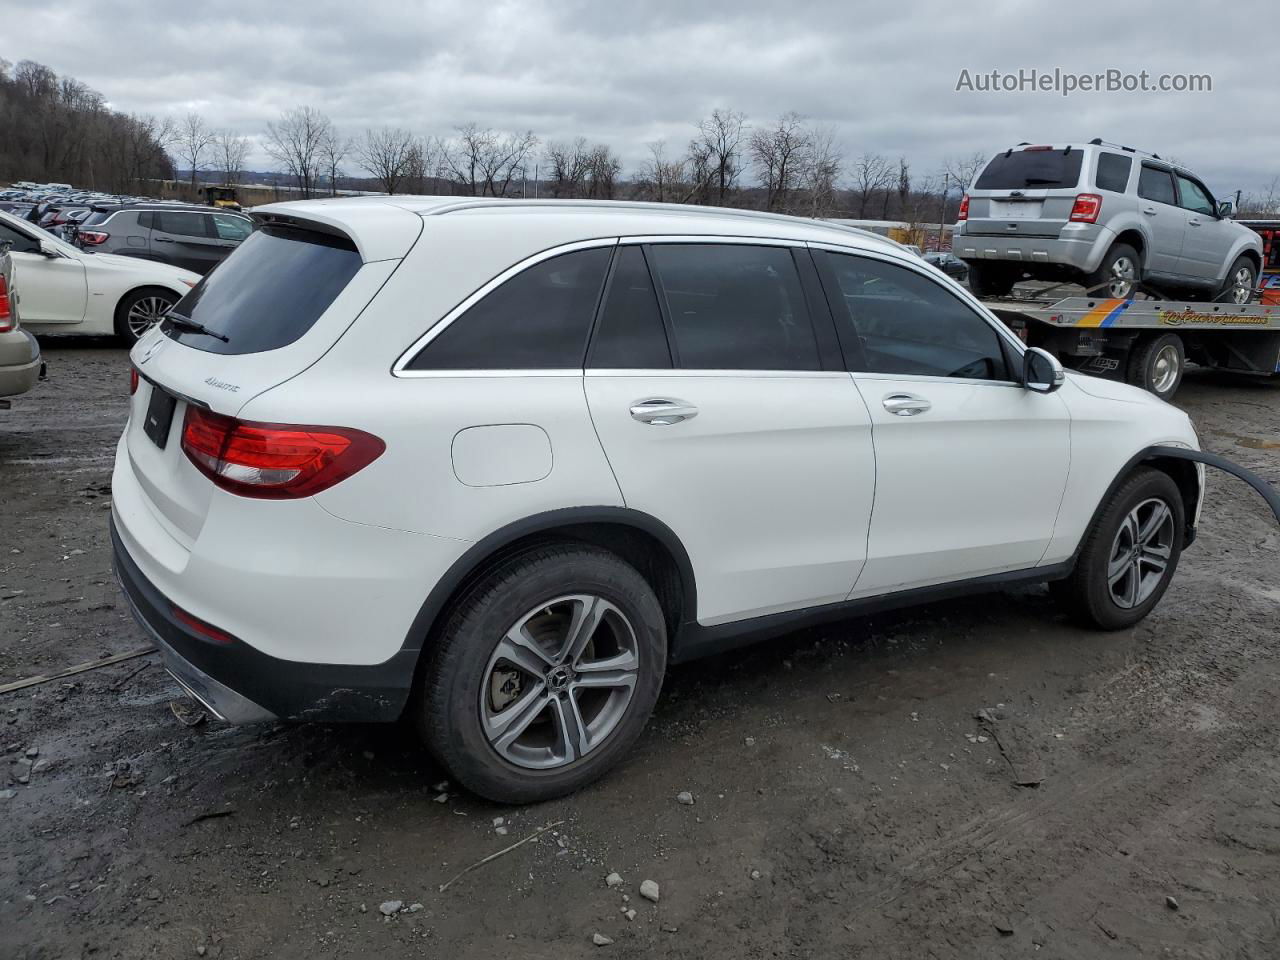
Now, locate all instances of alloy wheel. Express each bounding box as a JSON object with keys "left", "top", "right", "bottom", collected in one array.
[
  {"left": 127, "top": 295, "right": 175, "bottom": 338},
  {"left": 1108, "top": 256, "right": 1136, "bottom": 298},
  {"left": 1107, "top": 497, "right": 1175, "bottom": 609},
  {"left": 480, "top": 594, "right": 640, "bottom": 770},
  {"left": 1151, "top": 344, "right": 1181, "bottom": 394},
  {"left": 1231, "top": 266, "right": 1255, "bottom": 304}
]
